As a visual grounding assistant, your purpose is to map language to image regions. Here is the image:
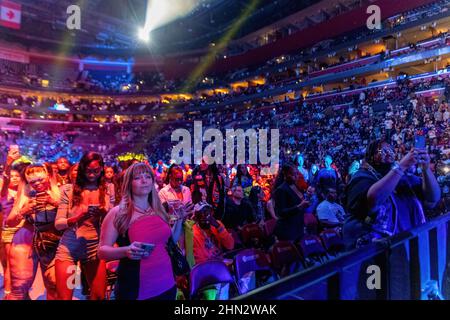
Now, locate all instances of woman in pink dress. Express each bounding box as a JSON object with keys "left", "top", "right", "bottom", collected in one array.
[{"left": 98, "top": 162, "right": 188, "bottom": 300}]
